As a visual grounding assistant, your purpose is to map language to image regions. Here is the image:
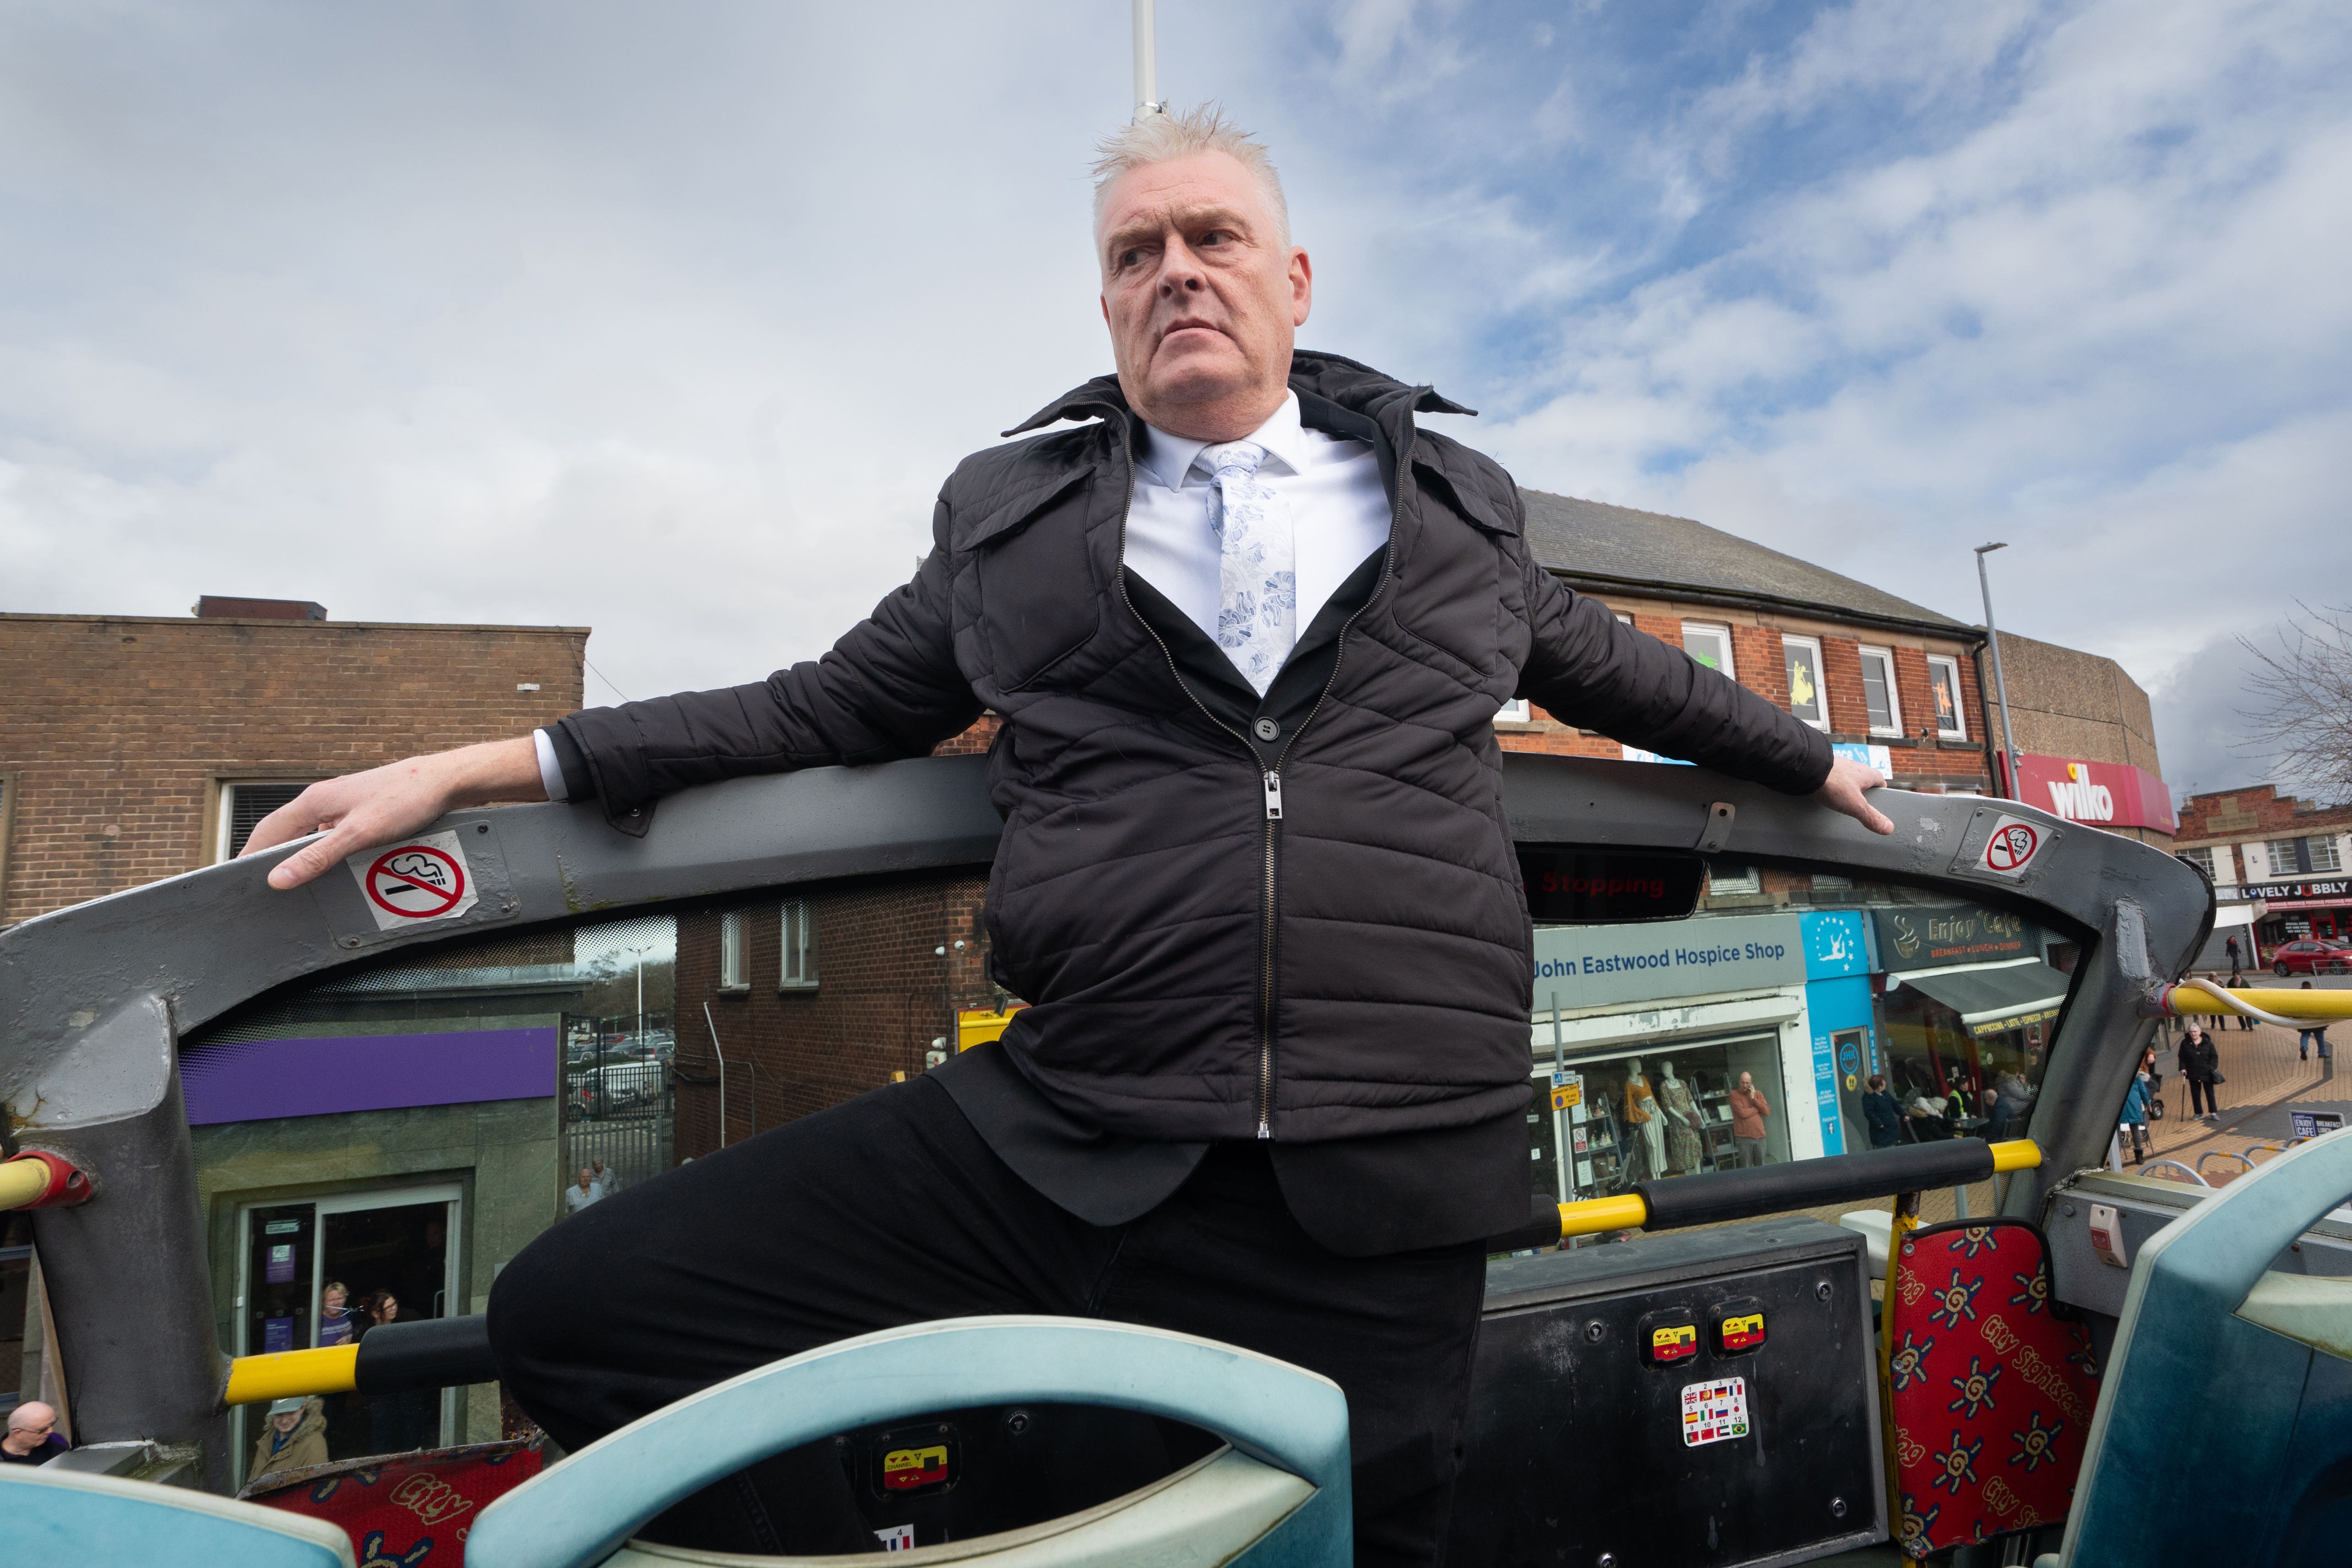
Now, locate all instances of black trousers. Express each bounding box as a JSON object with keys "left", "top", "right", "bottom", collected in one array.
[
  {"left": 489, "top": 1075, "right": 1486, "bottom": 1565},
  {"left": 2187, "top": 1076, "right": 2218, "bottom": 1116}
]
